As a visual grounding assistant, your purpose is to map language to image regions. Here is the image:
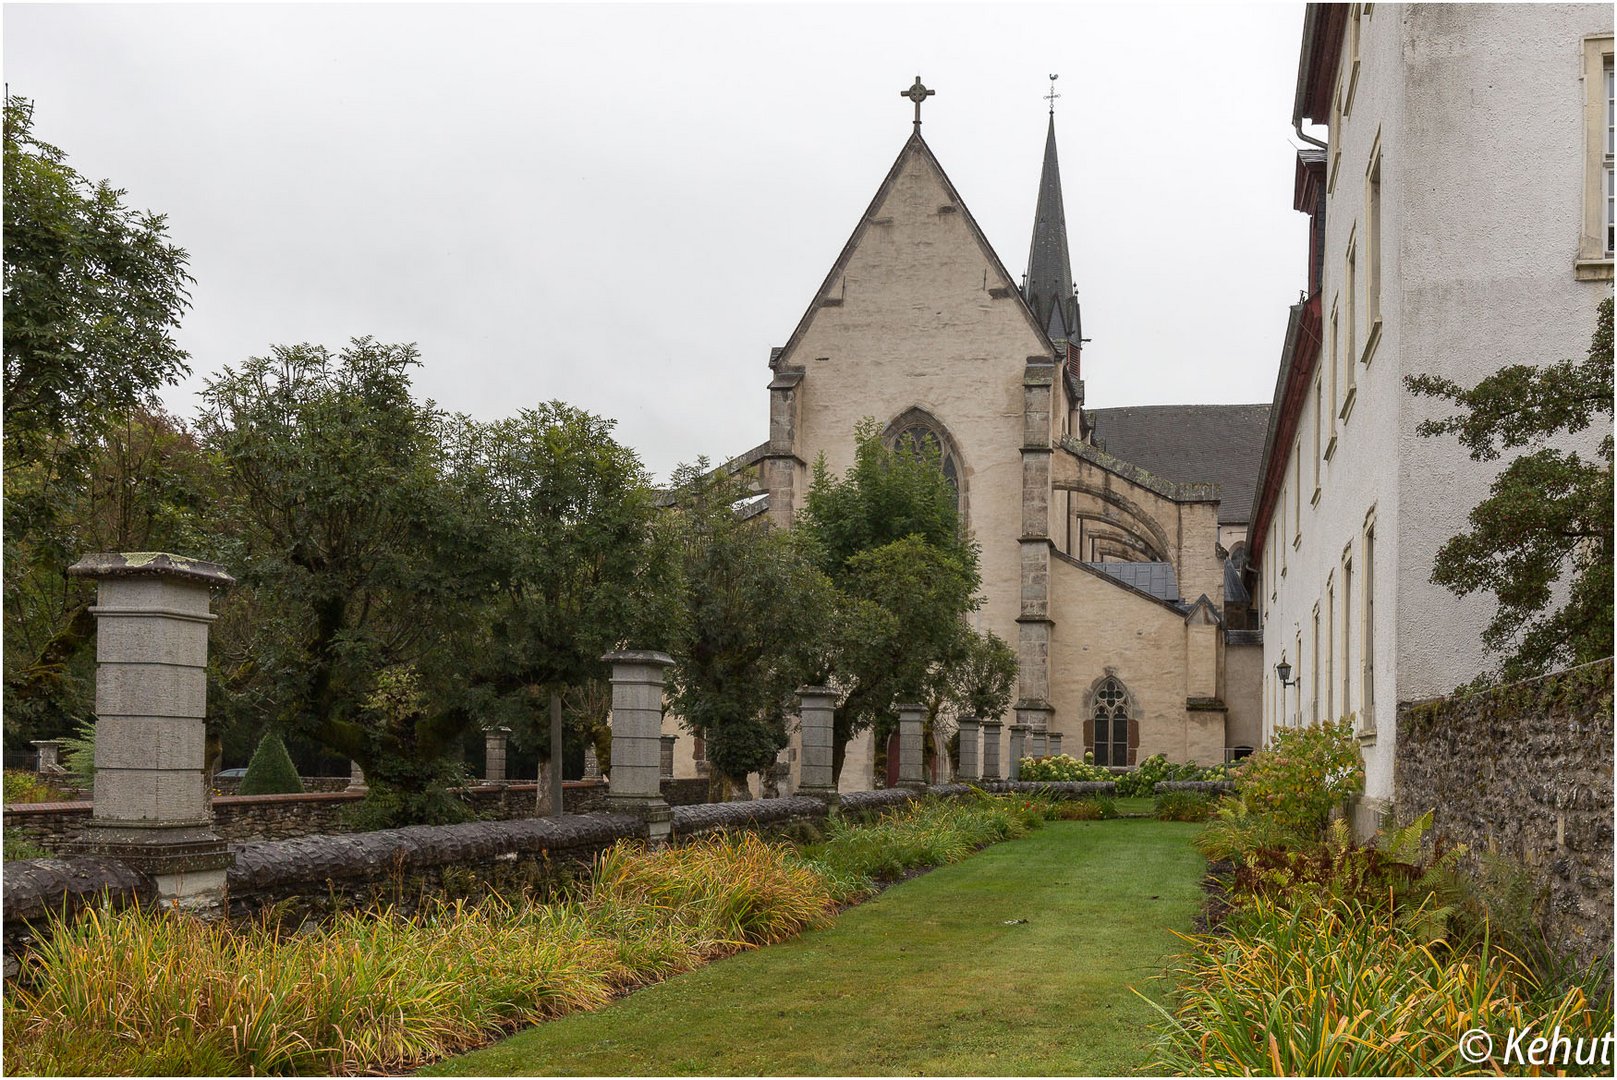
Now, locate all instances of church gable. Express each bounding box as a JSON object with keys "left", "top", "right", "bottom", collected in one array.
[{"left": 772, "top": 133, "right": 1052, "bottom": 372}]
